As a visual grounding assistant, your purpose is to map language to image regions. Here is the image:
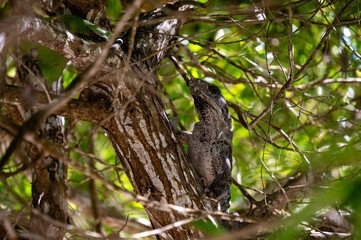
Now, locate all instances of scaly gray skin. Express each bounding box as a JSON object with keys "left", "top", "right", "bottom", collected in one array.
[{"left": 180, "top": 78, "right": 233, "bottom": 213}]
